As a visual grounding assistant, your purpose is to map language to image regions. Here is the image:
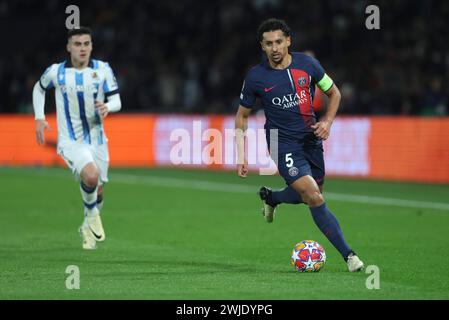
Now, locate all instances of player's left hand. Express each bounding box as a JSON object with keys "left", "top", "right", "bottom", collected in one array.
[
  {"left": 95, "top": 101, "right": 109, "bottom": 119},
  {"left": 237, "top": 163, "right": 248, "bottom": 178},
  {"left": 311, "top": 119, "right": 332, "bottom": 140}
]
